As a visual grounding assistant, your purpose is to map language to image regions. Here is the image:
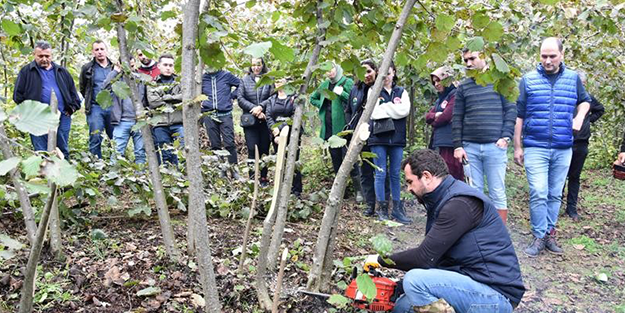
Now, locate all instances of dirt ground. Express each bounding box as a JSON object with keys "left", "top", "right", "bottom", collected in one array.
[{"left": 1, "top": 166, "right": 624, "bottom": 312}]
